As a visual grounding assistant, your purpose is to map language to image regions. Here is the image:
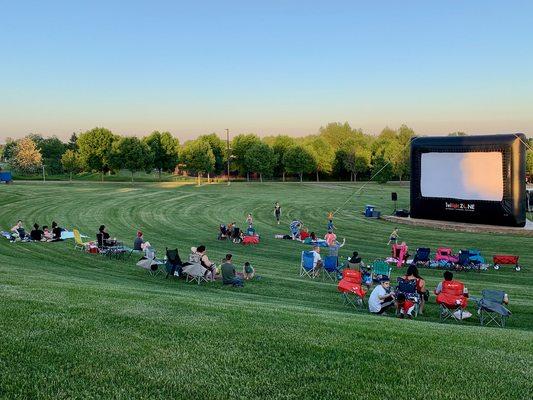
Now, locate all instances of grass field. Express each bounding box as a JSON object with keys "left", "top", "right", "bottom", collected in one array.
[{"left": 0, "top": 181, "right": 532, "bottom": 399}]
